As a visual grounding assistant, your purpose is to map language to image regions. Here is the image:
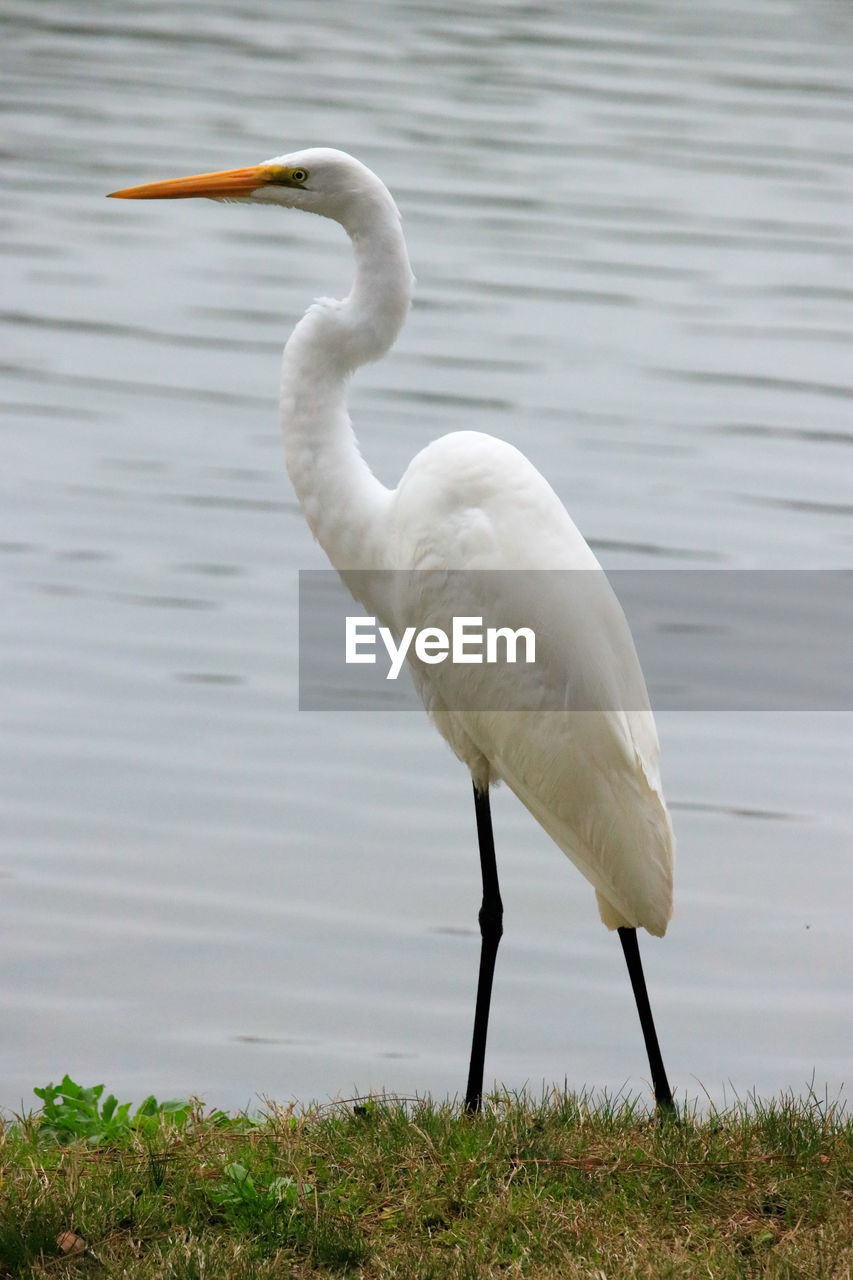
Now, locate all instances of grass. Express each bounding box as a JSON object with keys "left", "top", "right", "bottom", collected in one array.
[{"left": 1, "top": 1078, "right": 851, "bottom": 1278}]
